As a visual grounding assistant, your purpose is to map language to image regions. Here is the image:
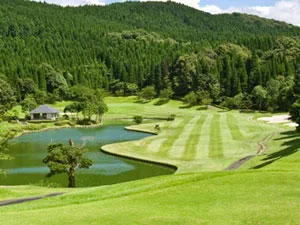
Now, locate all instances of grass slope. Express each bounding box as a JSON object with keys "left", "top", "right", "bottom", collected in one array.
[
  {"left": 1, "top": 170, "right": 299, "bottom": 224},
  {"left": 1, "top": 97, "right": 299, "bottom": 224},
  {"left": 102, "top": 97, "right": 280, "bottom": 172}
]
